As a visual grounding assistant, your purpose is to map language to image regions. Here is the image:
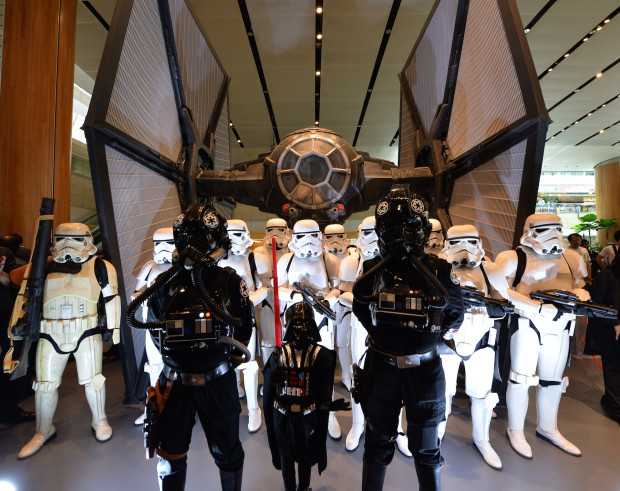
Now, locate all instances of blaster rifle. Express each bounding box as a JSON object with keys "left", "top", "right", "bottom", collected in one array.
[
  {"left": 3, "top": 197, "right": 55, "bottom": 378},
  {"left": 461, "top": 286, "right": 514, "bottom": 317},
  {"left": 292, "top": 281, "right": 336, "bottom": 320},
  {"left": 530, "top": 289, "right": 618, "bottom": 320}
]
